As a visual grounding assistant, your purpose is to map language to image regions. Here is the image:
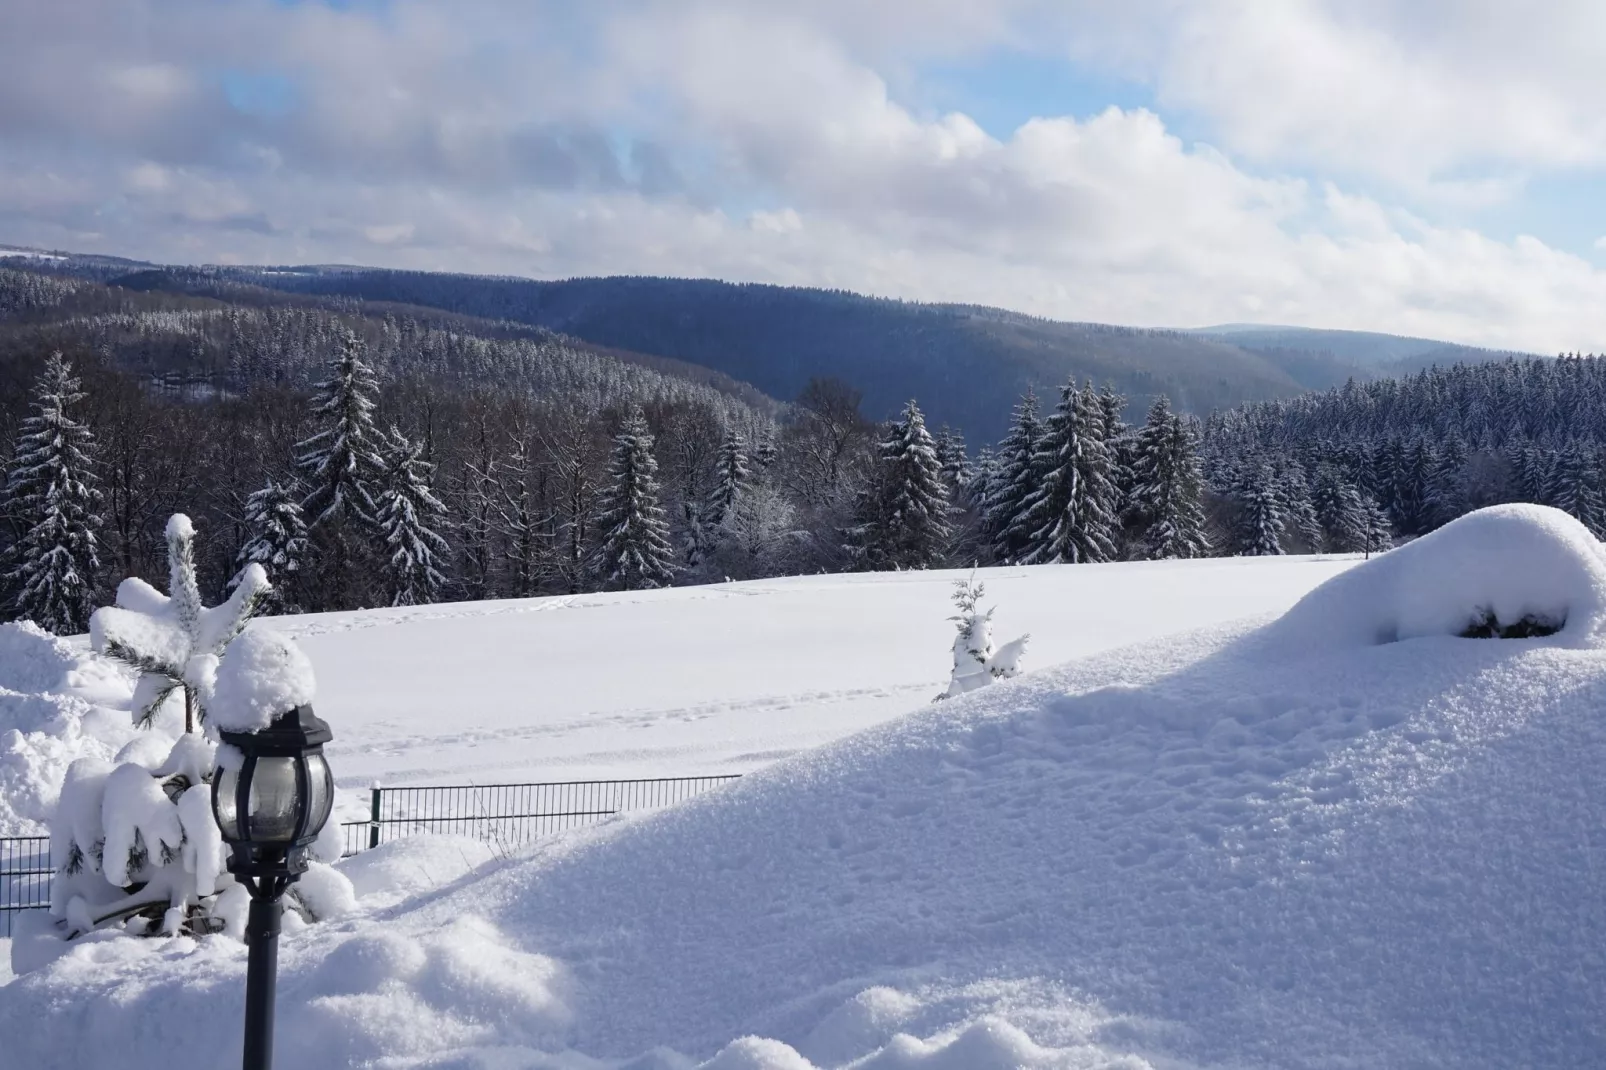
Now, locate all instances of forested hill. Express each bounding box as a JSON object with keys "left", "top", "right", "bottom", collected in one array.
[
  {"left": 210, "top": 269, "right": 1478, "bottom": 439},
  {"left": 17, "top": 255, "right": 1515, "bottom": 440}
]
